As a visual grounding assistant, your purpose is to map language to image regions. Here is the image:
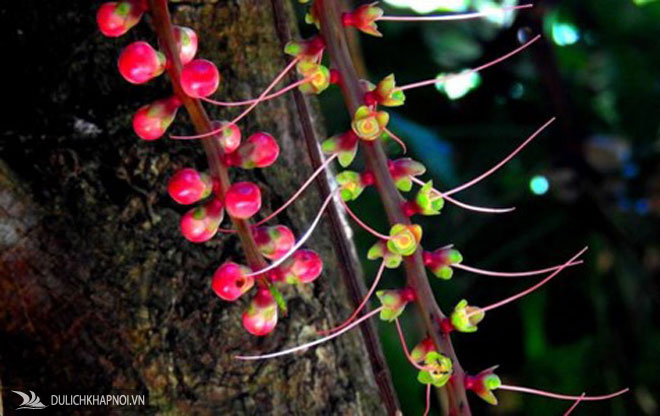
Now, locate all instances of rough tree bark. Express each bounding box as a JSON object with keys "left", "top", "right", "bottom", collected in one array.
[{"left": 0, "top": 0, "right": 396, "bottom": 414}]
